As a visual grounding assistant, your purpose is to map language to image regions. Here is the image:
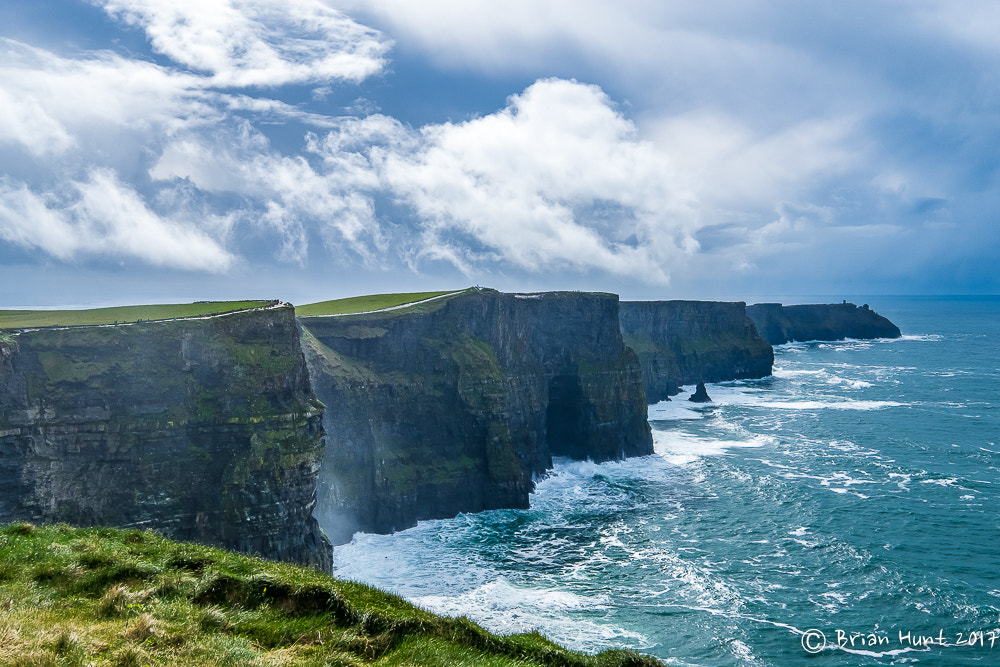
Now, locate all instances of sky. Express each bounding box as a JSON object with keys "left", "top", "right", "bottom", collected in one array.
[{"left": 1, "top": 0, "right": 999, "bottom": 308}]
